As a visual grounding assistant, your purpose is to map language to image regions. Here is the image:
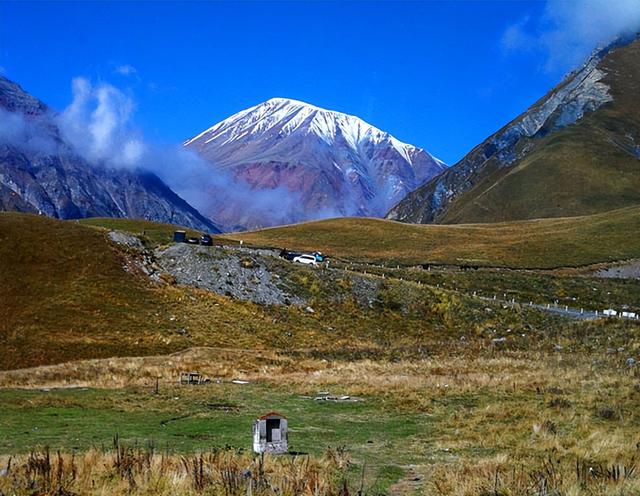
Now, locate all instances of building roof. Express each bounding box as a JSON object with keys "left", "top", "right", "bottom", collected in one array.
[{"left": 258, "top": 411, "right": 287, "bottom": 420}]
